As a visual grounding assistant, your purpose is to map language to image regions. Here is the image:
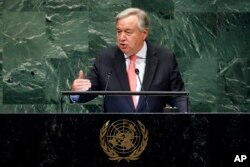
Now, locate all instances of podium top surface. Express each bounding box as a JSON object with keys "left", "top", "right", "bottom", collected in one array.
[{"left": 61, "top": 91, "right": 189, "bottom": 96}]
